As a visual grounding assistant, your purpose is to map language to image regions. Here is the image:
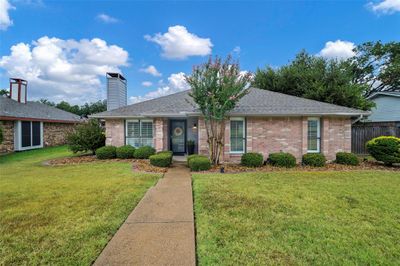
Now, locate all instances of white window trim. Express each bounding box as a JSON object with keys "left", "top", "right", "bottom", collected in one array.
[
  {"left": 307, "top": 117, "right": 321, "bottom": 153},
  {"left": 125, "top": 119, "right": 154, "bottom": 147},
  {"left": 230, "top": 117, "right": 246, "bottom": 154},
  {"left": 14, "top": 121, "right": 43, "bottom": 151}
]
